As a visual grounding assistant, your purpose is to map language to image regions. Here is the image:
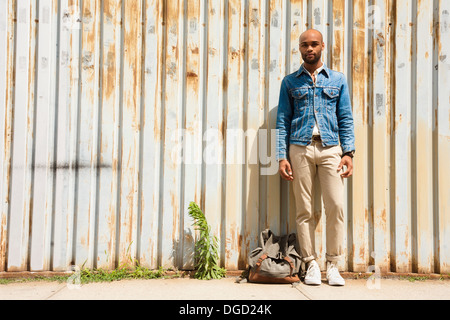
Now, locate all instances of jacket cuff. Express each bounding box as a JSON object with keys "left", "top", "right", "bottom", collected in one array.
[
  {"left": 276, "top": 152, "right": 287, "bottom": 162},
  {"left": 341, "top": 145, "right": 355, "bottom": 154}
]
